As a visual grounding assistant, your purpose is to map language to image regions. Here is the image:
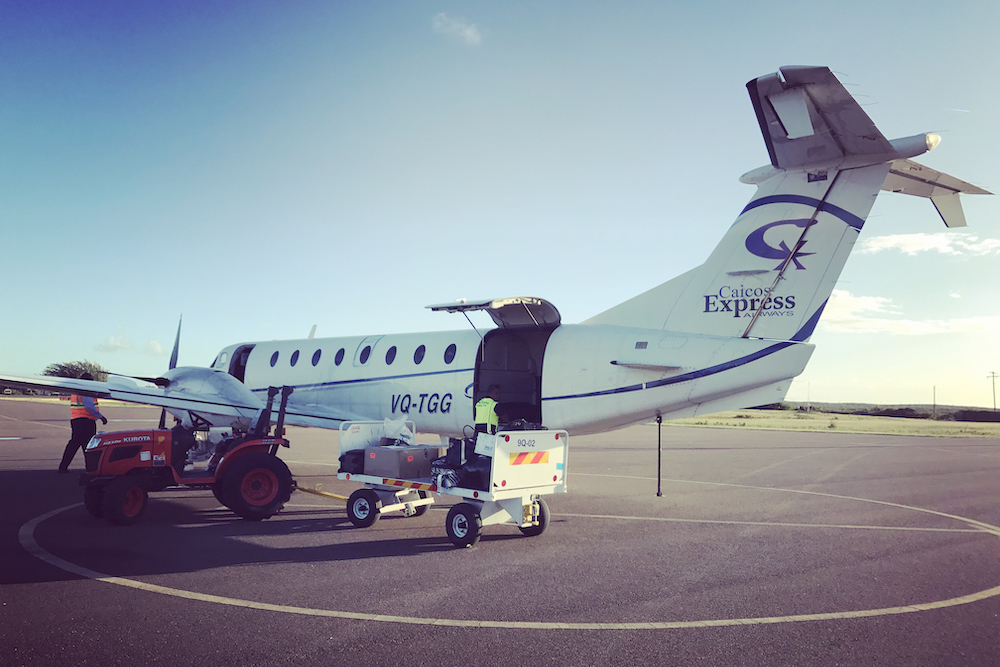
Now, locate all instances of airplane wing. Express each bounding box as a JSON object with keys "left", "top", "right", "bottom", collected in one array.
[
  {"left": 1, "top": 369, "right": 357, "bottom": 431},
  {"left": 280, "top": 403, "right": 357, "bottom": 429},
  {"left": 1, "top": 370, "right": 262, "bottom": 427}
]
